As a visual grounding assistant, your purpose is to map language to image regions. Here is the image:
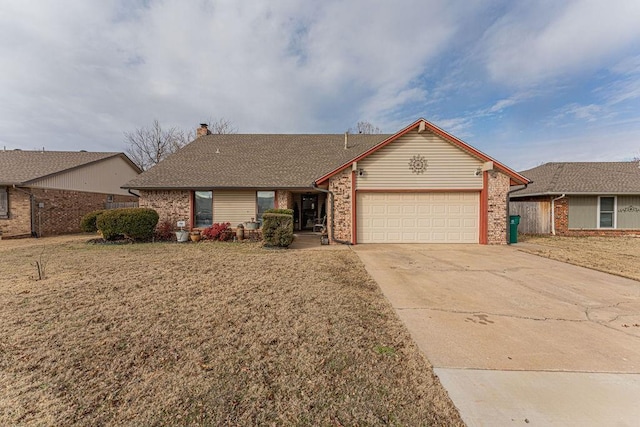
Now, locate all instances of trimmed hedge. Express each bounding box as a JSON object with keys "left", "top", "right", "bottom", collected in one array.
[
  {"left": 80, "top": 210, "right": 105, "bottom": 233},
  {"left": 264, "top": 208, "right": 294, "bottom": 217},
  {"left": 262, "top": 213, "right": 294, "bottom": 247},
  {"left": 96, "top": 208, "right": 159, "bottom": 241}
]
